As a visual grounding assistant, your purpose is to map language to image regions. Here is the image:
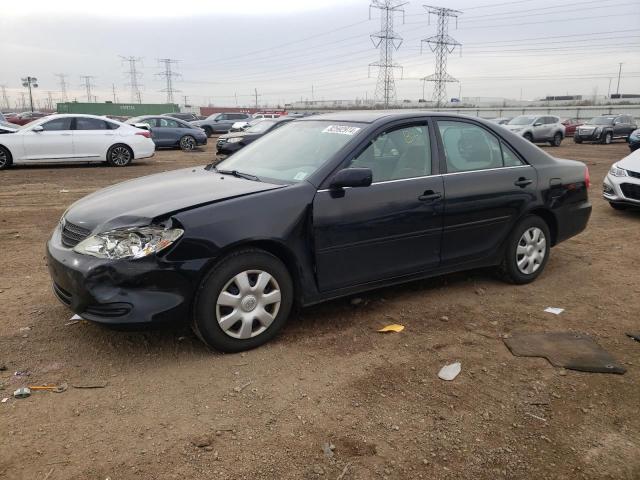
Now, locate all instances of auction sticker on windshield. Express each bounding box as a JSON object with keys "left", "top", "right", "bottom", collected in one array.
[{"left": 322, "top": 125, "right": 361, "bottom": 135}]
